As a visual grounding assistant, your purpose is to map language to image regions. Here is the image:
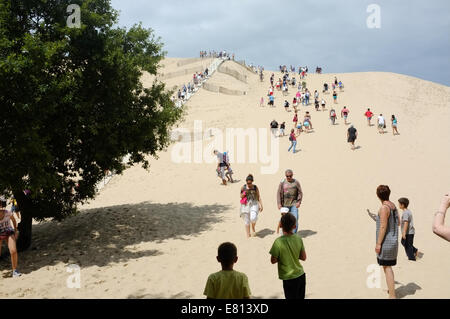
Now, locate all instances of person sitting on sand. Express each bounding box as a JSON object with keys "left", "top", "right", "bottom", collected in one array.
[
  {"left": 365, "top": 108, "right": 374, "bottom": 126},
  {"left": 269, "top": 213, "right": 307, "bottom": 299},
  {"left": 240, "top": 174, "right": 263, "bottom": 238},
  {"left": 432, "top": 191, "right": 450, "bottom": 242},
  {"left": 214, "top": 150, "right": 228, "bottom": 185},
  {"left": 341, "top": 106, "right": 350, "bottom": 125},
  {"left": 0, "top": 197, "right": 21, "bottom": 278},
  {"left": 204, "top": 242, "right": 251, "bottom": 299}
]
